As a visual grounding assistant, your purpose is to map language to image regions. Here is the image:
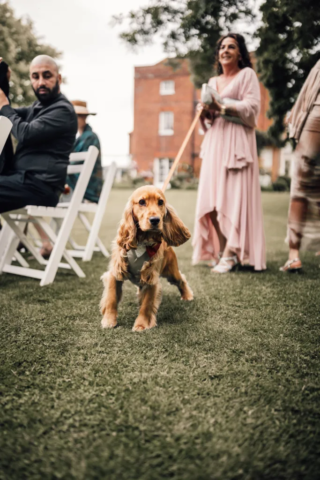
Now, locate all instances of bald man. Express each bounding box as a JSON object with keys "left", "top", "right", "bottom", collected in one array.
[{"left": 0, "top": 55, "right": 77, "bottom": 213}]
